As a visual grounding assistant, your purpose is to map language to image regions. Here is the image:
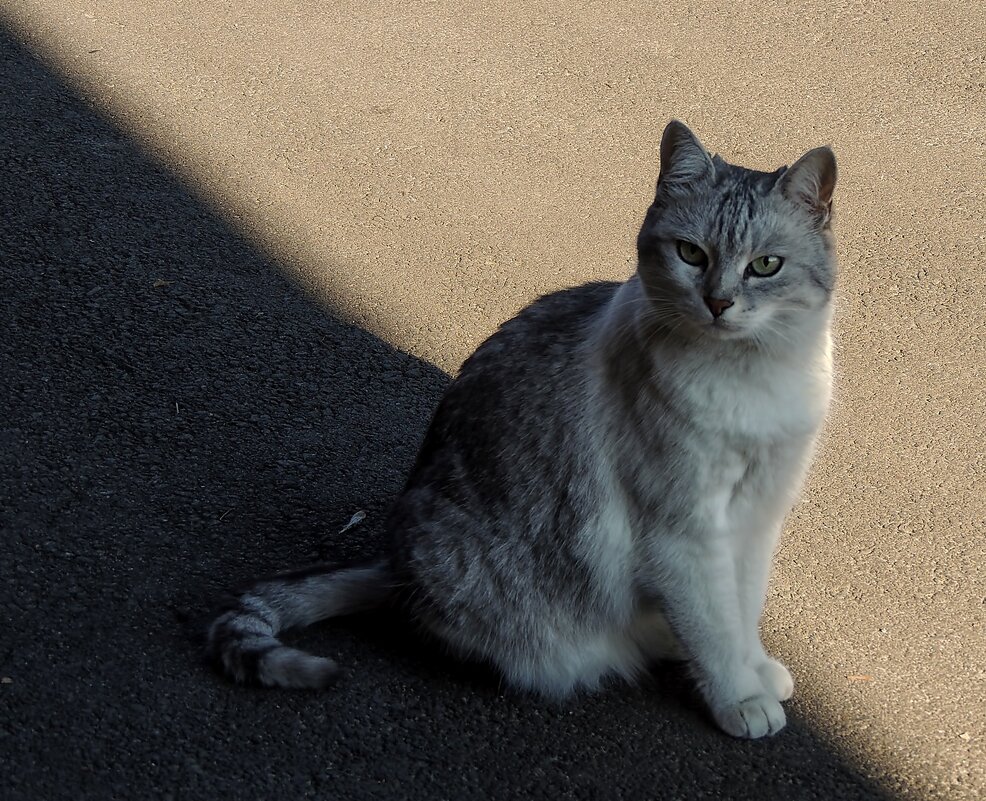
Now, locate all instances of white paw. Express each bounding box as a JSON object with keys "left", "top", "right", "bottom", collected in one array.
[
  {"left": 712, "top": 693, "right": 787, "bottom": 739},
  {"left": 756, "top": 658, "right": 794, "bottom": 702}
]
